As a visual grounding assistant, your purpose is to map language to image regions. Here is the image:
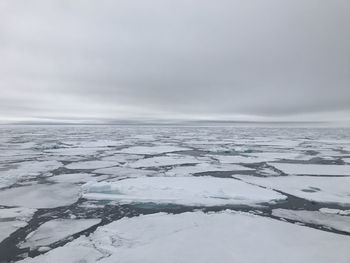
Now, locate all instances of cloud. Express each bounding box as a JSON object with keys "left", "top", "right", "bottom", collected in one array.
[{"left": 1, "top": 0, "right": 350, "bottom": 123}]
